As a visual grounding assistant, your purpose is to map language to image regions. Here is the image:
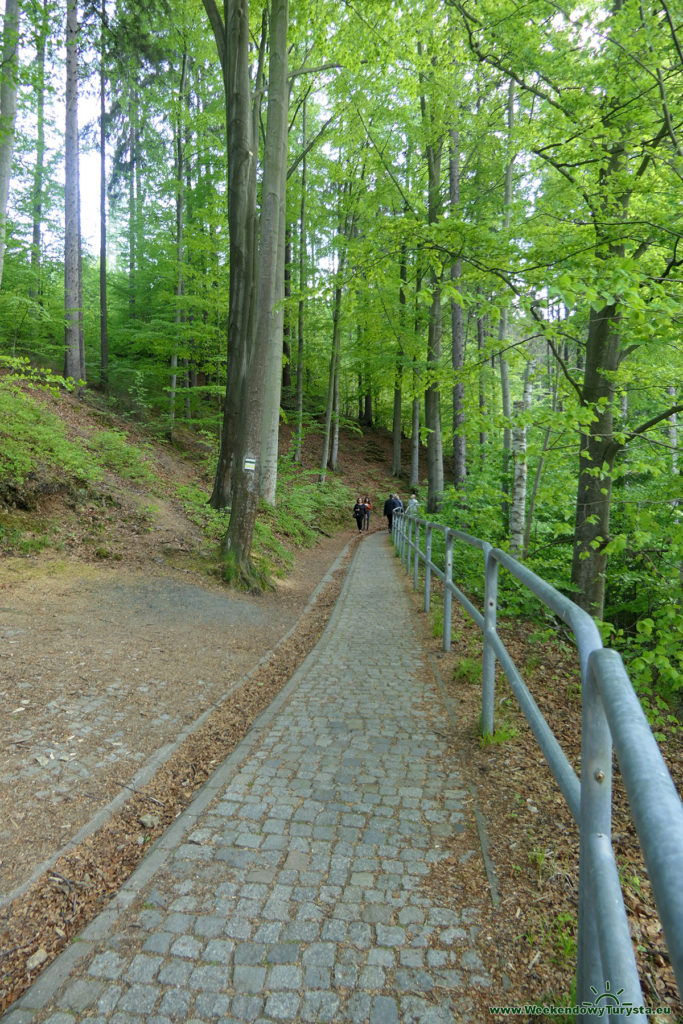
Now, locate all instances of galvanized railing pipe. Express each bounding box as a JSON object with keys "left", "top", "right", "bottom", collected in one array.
[{"left": 391, "top": 509, "right": 683, "bottom": 1013}]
